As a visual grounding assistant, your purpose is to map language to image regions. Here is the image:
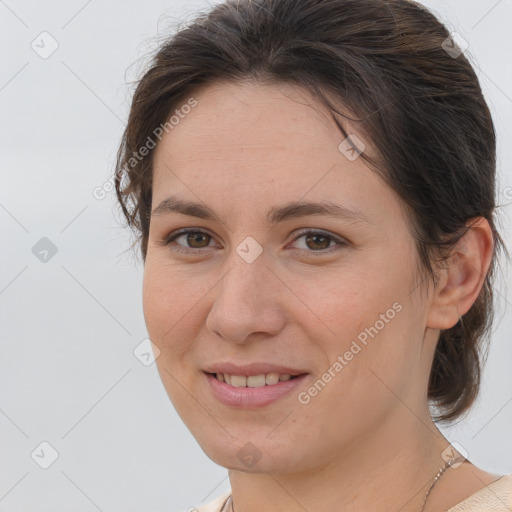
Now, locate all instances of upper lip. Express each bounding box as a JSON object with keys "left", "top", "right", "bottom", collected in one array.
[{"left": 204, "top": 362, "right": 309, "bottom": 376}]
